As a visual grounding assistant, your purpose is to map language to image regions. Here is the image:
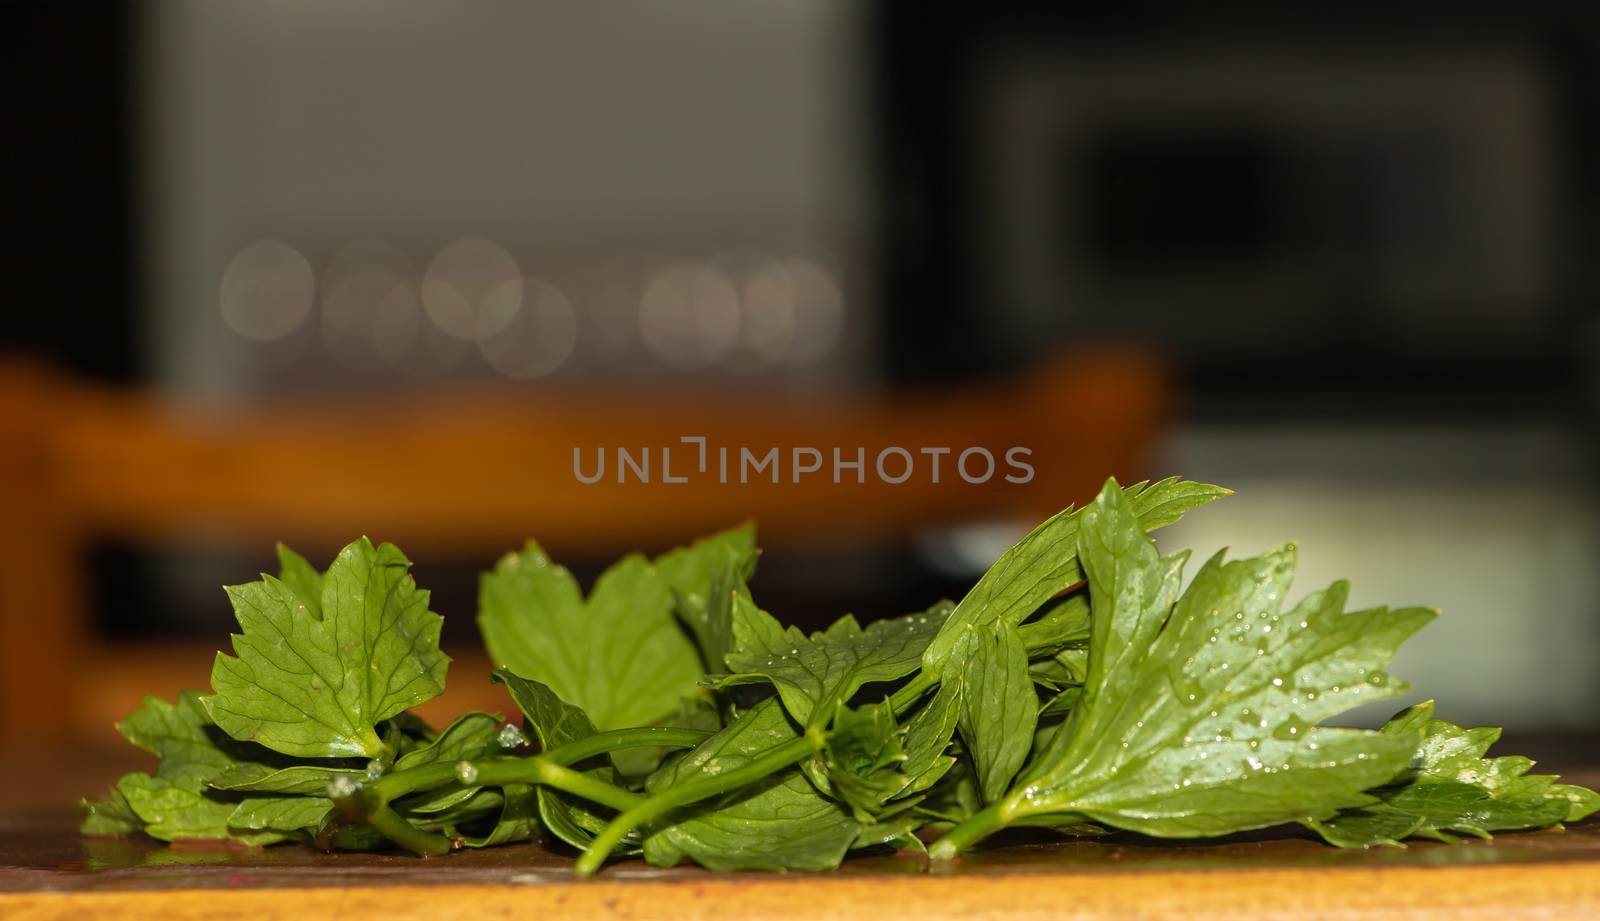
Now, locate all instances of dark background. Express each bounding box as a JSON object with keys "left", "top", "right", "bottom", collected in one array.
[{"left": 3, "top": 1, "right": 1597, "bottom": 729}]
